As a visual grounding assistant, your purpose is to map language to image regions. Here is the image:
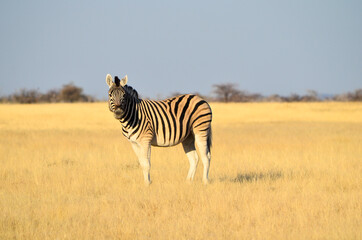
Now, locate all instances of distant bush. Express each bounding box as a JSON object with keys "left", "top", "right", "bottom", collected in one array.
[
  {"left": 212, "top": 83, "right": 240, "bottom": 102},
  {"left": 59, "top": 83, "right": 95, "bottom": 103},
  {"left": 212, "top": 84, "right": 324, "bottom": 103},
  {"left": 2, "top": 83, "right": 95, "bottom": 103},
  {"left": 11, "top": 89, "right": 41, "bottom": 103},
  {"left": 333, "top": 89, "right": 362, "bottom": 102},
  {"left": 265, "top": 94, "right": 283, "bottom": 102},
  {"left": 38, "top": 89, "right": 60, "bottom": 103}
]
